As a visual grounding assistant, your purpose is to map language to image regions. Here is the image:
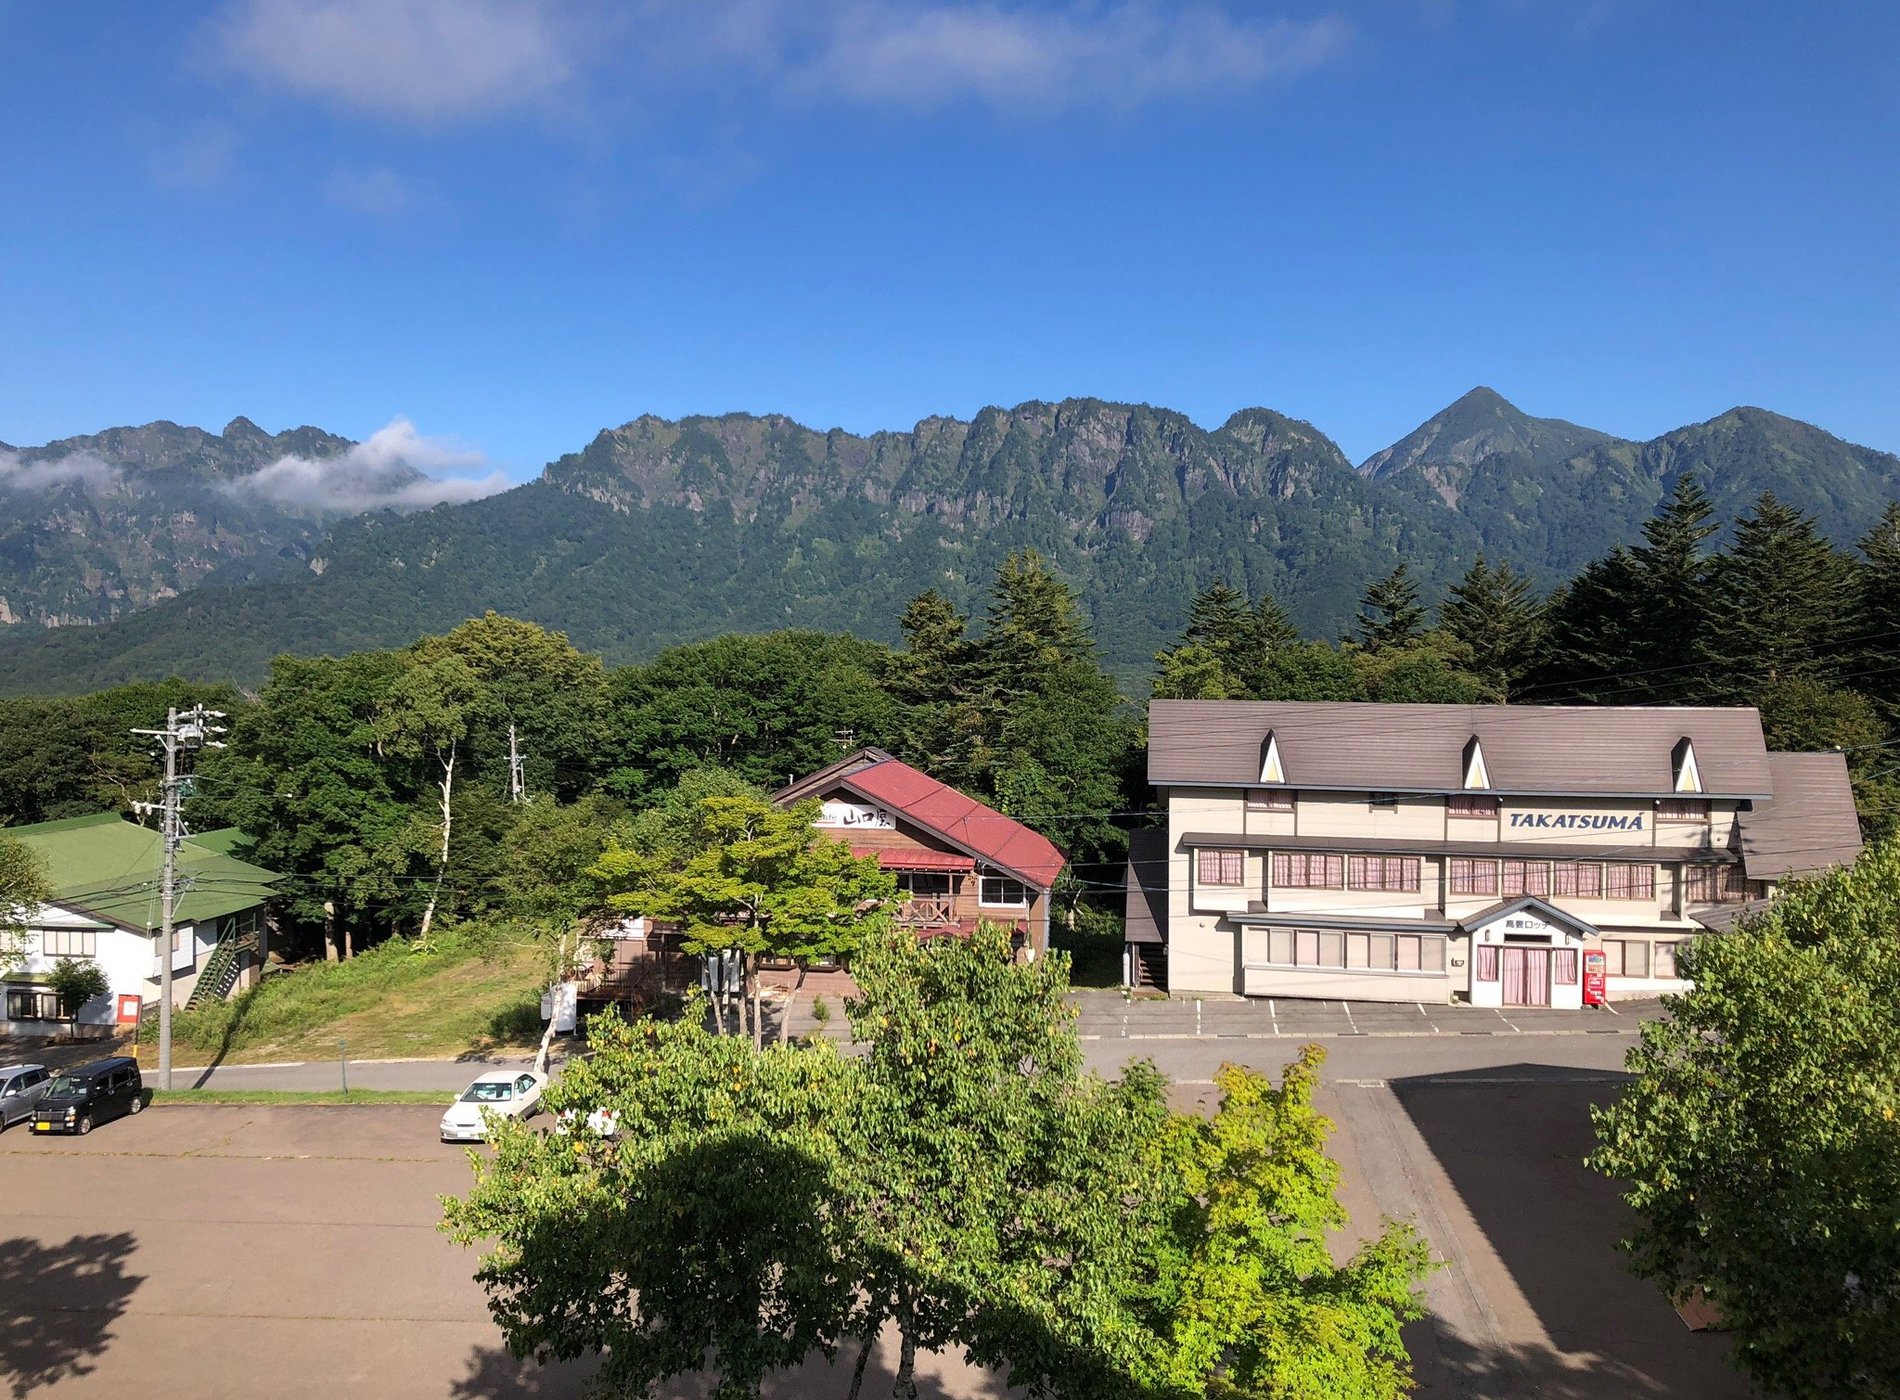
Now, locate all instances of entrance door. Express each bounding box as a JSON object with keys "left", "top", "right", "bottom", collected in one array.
[{"left": 1501, "top": 947, "right": 1552, "bottom": 1007}]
